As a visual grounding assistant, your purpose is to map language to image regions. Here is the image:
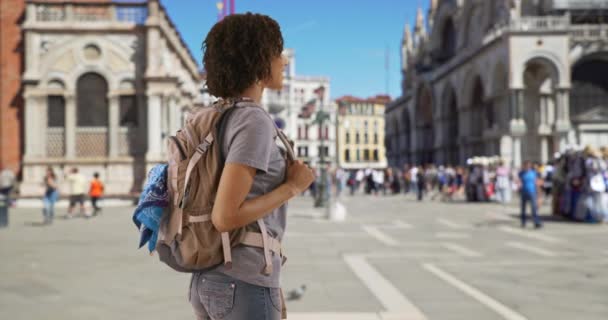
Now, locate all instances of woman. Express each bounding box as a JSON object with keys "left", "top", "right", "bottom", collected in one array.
[
  {"left": 42, "top": 167, "right": 59, "bottom": 224},
  {"left": 416, "top": 166, "right": 426, "bottom": 201},
  {"left": 495, "top": 160, "right": 511, "bottom": 204},
  {"left": 190, "top": 13, "right": 315, "bottom": 320}
]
